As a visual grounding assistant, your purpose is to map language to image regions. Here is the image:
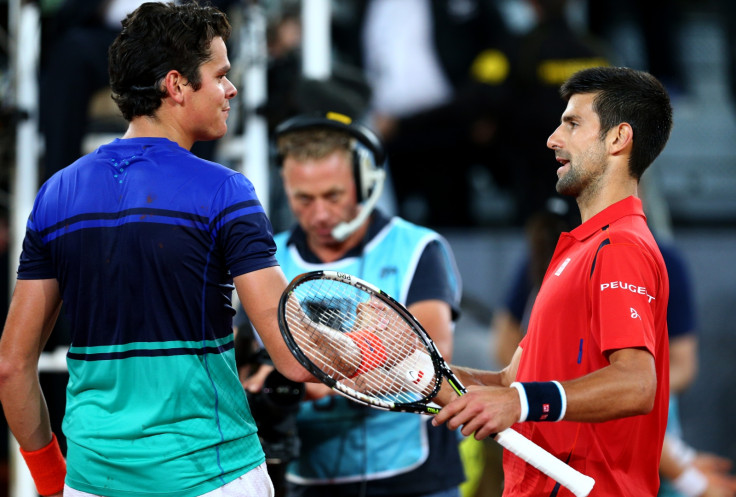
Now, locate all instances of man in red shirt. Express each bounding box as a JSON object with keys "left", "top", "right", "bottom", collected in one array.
[{"left": 433, "top": 66, "right": 673, "bottom": 496}]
